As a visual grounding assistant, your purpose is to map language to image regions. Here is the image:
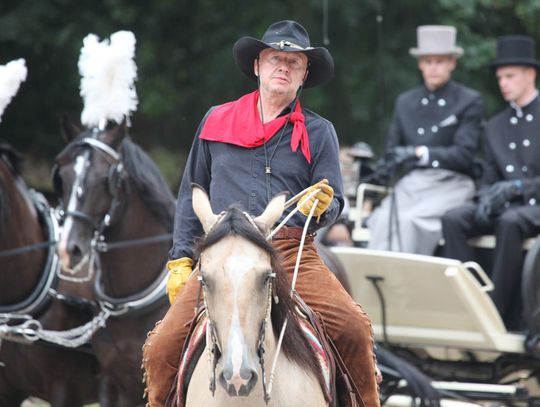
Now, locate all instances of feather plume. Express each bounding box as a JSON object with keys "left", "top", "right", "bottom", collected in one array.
[
  {"left": 0, "top": 59, "right": 27, "bottom": 123},
  {"left": 78, "top": 30, "right": 138, "bottom": 128}
]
